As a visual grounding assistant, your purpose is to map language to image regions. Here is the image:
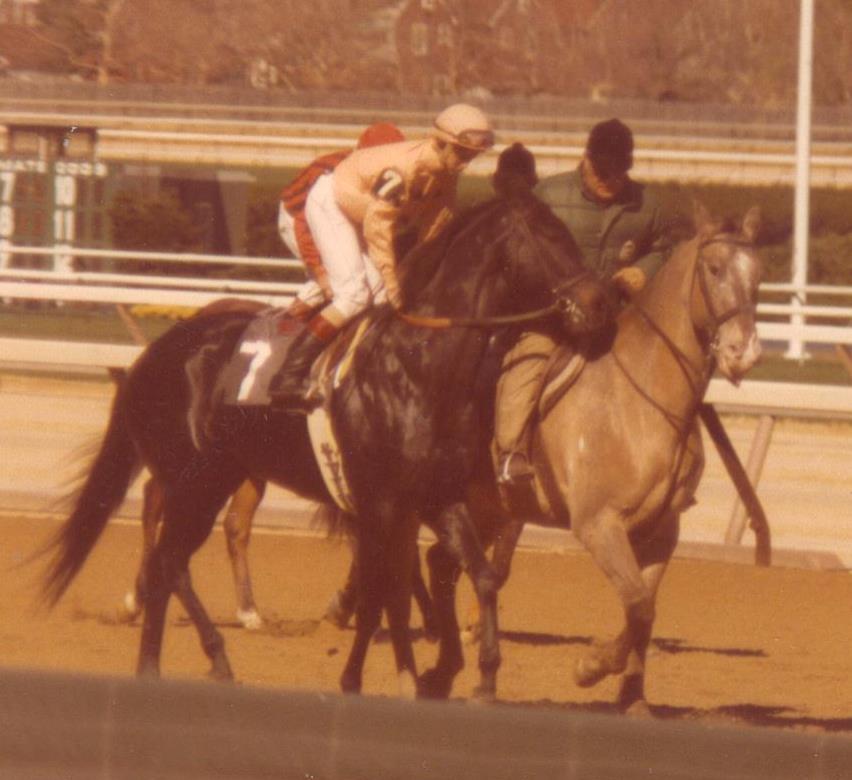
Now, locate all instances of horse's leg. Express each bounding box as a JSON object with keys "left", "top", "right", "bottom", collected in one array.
[
  {"left": 137, "top": 475, "right": 239, "bottom": 679},
  {"left": 382, "top": 515, "right": 420, "bottom": 699},
  {"left": 418, "top": 539, "right": 463, "bottom": 699},
  {"left": 325, "top": 535, "right": 359, "bottom": 628},
  {"left": 326, "top": 537, "right": 435, "bottom": 638},
  {"left": 462, "top": 513, "right": 524, "bottom": 644},
  {"left": 573, "top": 510, "right": 672, "bottom": 713},
  {"left": 173, "top": 567, "right": 234, "bottom": 681},
  {"left": 422, "top": 501, "right": 501, "bottom": 701},
  {"left": 123, "top": 476, "right": 163, "bottom": 620},
  {"left": 490, "top": 515, "right": 525, "bottom": 587},
  {"left": 615, "top": 511, "right": 679, "bottom": 715},
  {"left": 223, "top": 477, "right": 265, "bottom": 630},
  {"left": 339, "top": 529, "right": 382, "bottom": 694},
  {"left": 411, "top": 551, "right": 438, "bottom": 640}
]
